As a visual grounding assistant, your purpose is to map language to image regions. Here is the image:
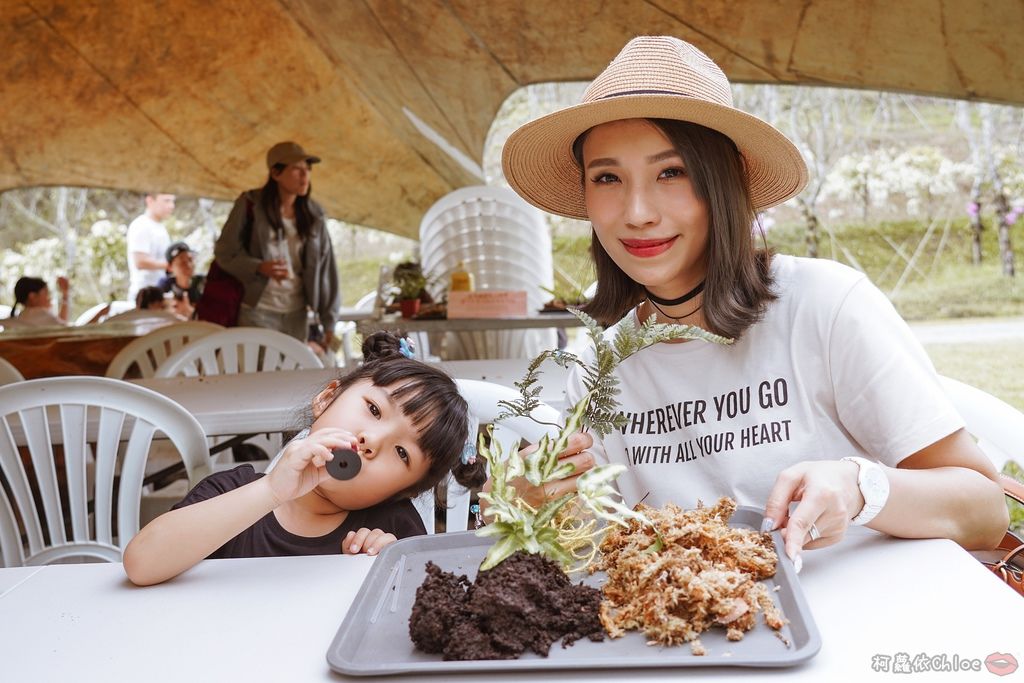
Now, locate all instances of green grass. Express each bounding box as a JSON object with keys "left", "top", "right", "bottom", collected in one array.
[{"left": 765, "top": 218, "right": 1024, "bottom": 320}]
